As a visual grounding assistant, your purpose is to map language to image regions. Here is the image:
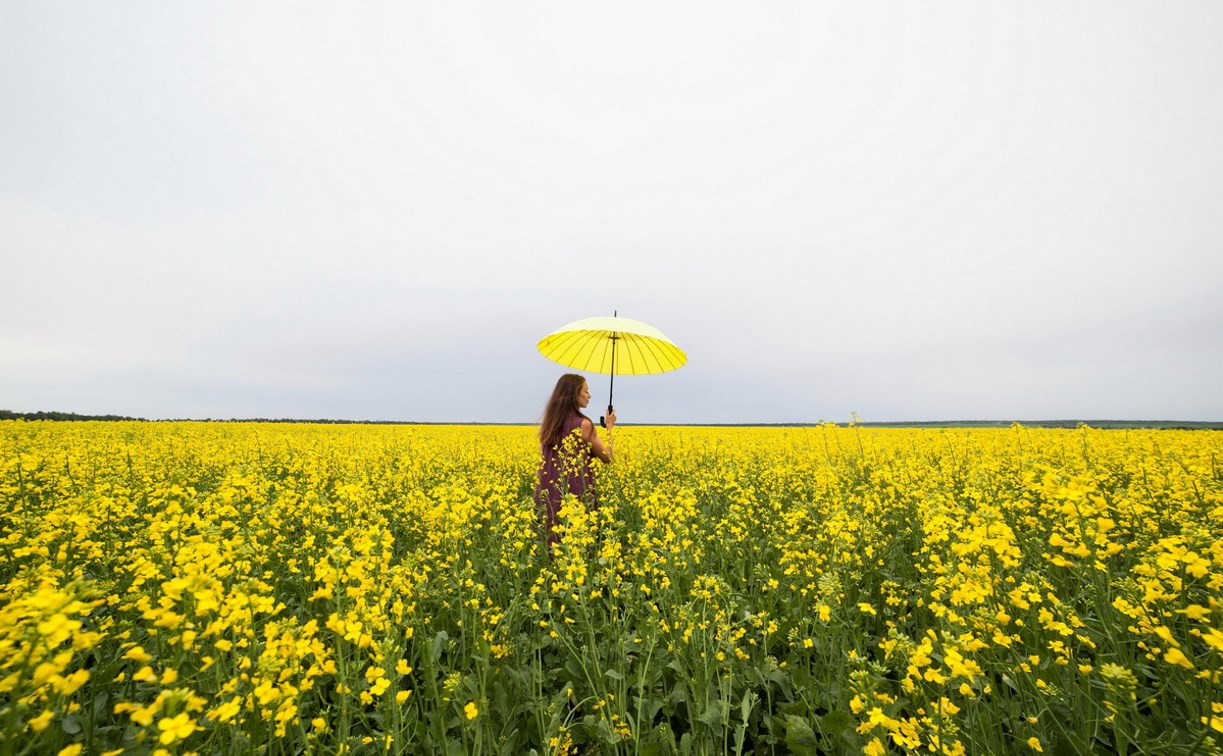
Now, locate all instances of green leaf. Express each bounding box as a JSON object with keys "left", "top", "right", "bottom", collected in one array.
[
  {"left": 779, "top": 700, "right": 807, "bottom": 717},
  {"left": 821, "top": 709, "right": 853, "bottom": 735},
  {"left": 668, "top": 682, "right": 687, "bottom": 705},
  {"left": 784, "top": 715, "right": 820, "bottom": 756},
  {"left": 641, "top": 721, "right": 677, "bottom": 756},
  {"left": 604, "top": 668, "right": 623, "bottom": 681},
  {"left": 678, "top": 732, "right": 693, "bottom": 756},
  {"left": 739, "top": 690, "right": 758, "bottom": 722},
  {"left": 634, "top": 694, "right": 663, "bottom": 724},
  {"left": 430, "top": 631, "right": 450, "bottom": 663},
  {"left": 594, "top": 717, "right": 622, "bottom": 744},
  {"left": 92, "top": 691, "right": 109, "bottom": 719},
  {"left": 1051, "top": 734, "right": 1081, "bottom": 756},
  {"left": 698, "top": 700, "right": 727, "bottom": 730},
  {"left": 61, "top": 714, "right": 82, "bottom": 735}
]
